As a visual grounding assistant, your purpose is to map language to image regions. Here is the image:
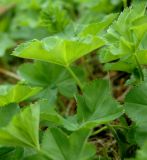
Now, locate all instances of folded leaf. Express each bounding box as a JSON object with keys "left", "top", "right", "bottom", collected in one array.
[{"left": 0, "top": 104, "right": 40, "bottom": 150}]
